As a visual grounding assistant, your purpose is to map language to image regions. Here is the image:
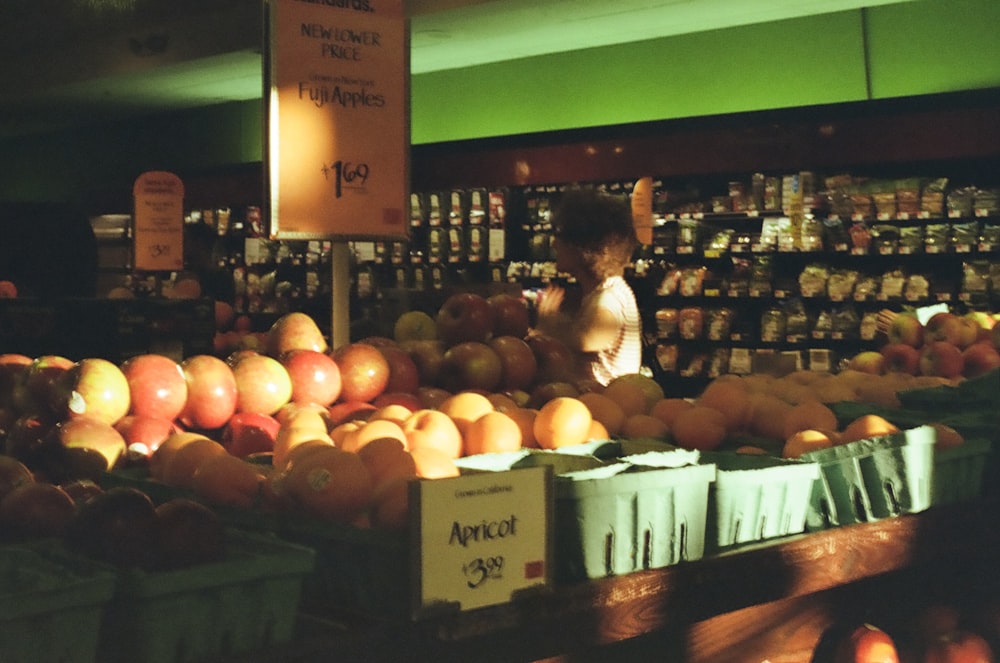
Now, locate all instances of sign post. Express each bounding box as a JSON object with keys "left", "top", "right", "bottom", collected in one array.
[{"left": 265, "top": 0, "right": 409, "bottom": 346}]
